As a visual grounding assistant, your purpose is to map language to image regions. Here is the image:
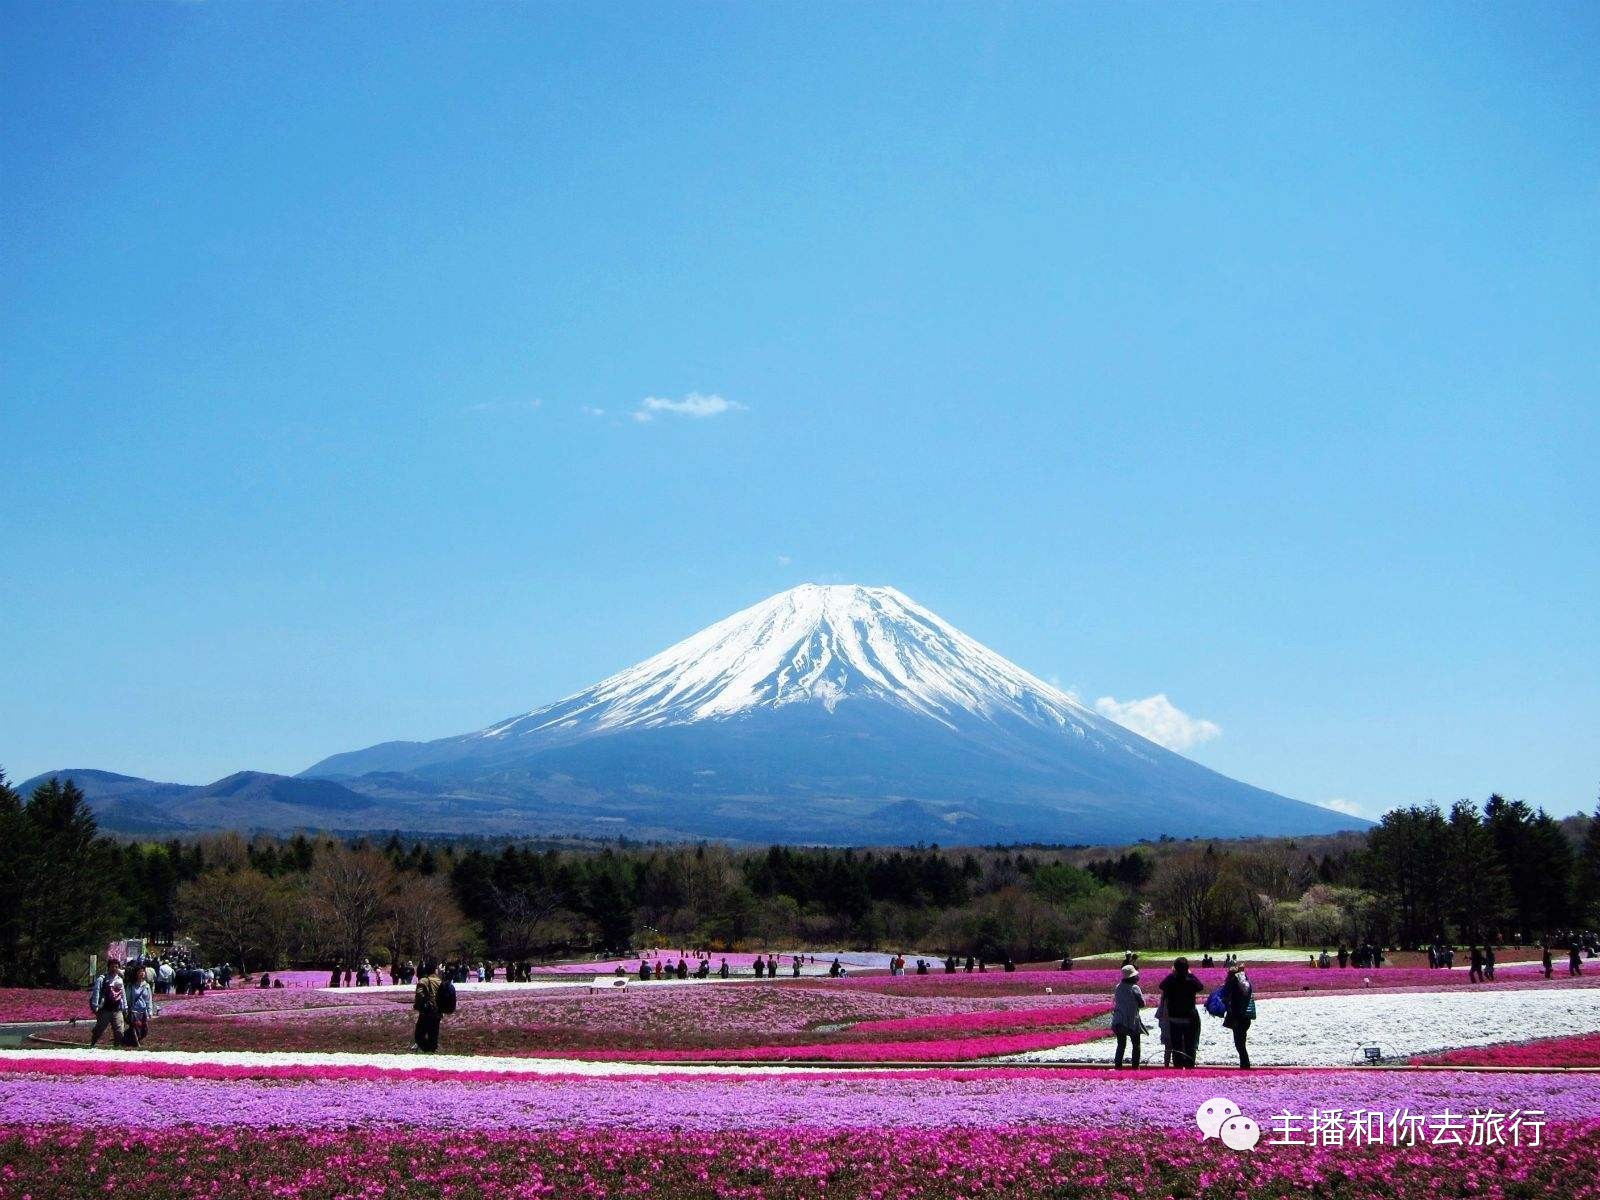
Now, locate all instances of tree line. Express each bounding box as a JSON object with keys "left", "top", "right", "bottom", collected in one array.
[{"left": 2, "top": 768, "right": 1596, "bottom": 986}]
